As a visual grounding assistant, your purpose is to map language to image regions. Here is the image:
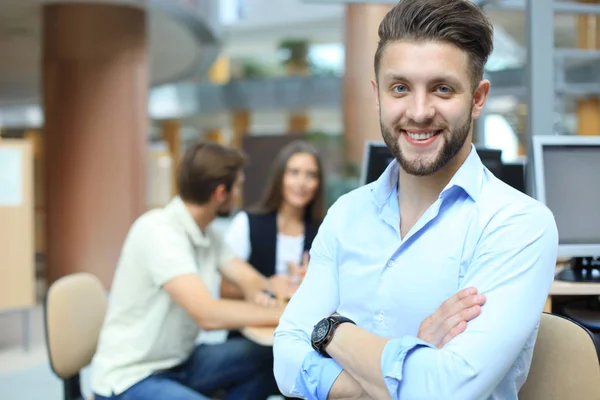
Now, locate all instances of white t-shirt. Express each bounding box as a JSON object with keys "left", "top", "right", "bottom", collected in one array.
[
  {"left": 224, "top": 211, "right": 304, "bottom": 276},
  {"left": 91, "top": 196, "right": 235, "bottom": 396}
]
